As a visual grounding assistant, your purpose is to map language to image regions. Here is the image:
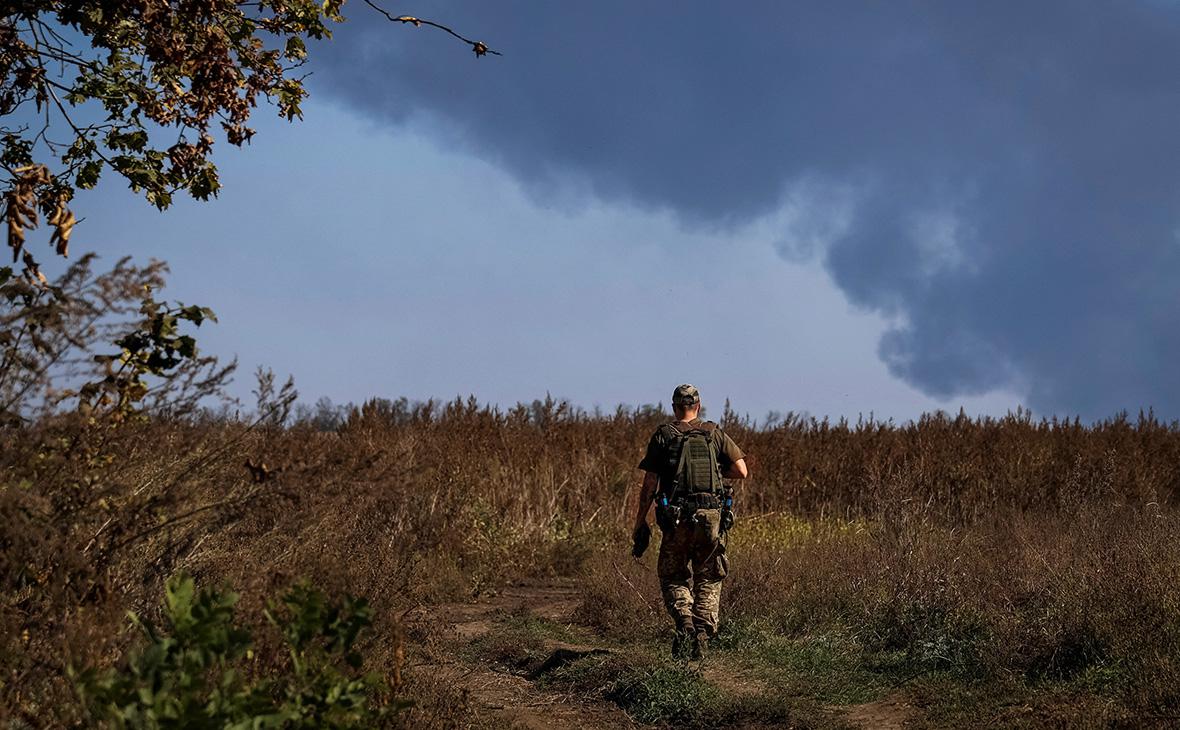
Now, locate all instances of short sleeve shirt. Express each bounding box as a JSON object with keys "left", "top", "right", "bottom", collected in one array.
[{"left": 638, "top": 418, "right": 745, "bottom": 487}]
